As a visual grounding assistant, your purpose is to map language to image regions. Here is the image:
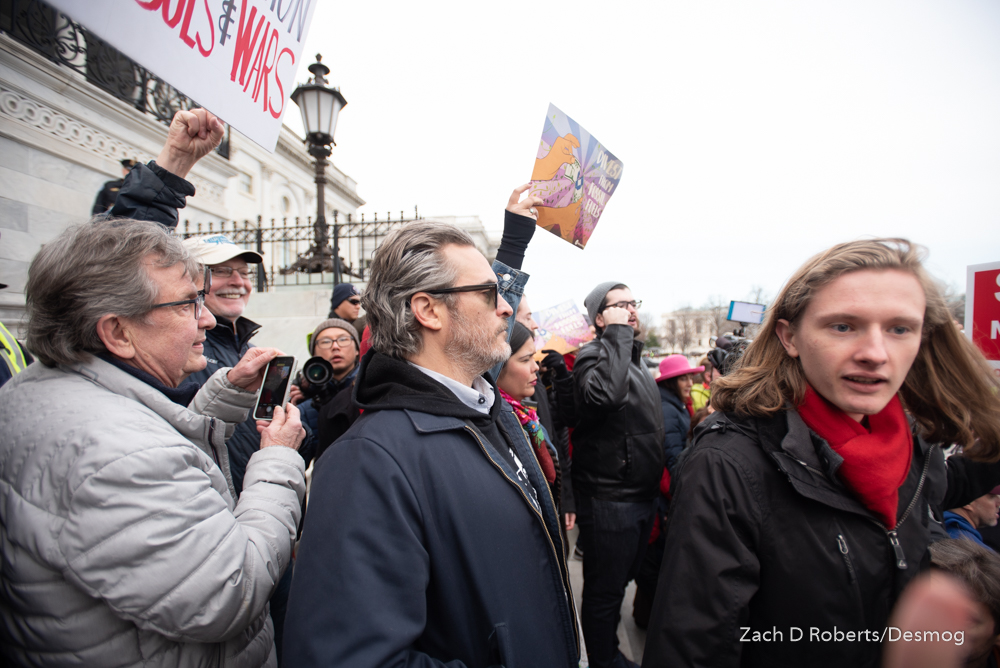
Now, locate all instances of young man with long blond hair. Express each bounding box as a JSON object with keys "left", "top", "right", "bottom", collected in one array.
[{"left": 643, "top": 238, "right": 1000, "bottom": 668}]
